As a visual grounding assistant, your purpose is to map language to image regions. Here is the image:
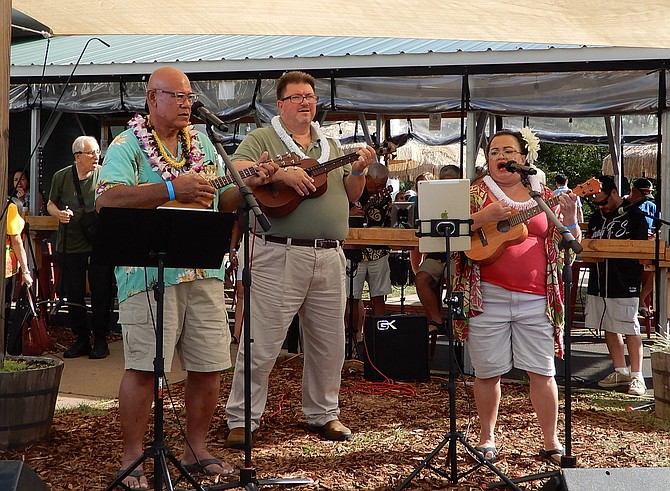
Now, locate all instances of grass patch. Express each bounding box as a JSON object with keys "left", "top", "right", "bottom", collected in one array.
[
  {"left": 56, "top": 403, "right": 108, "bottom": 417},
  {"left": 571, "top": 388, "right": 670, "bottom": 432}
]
